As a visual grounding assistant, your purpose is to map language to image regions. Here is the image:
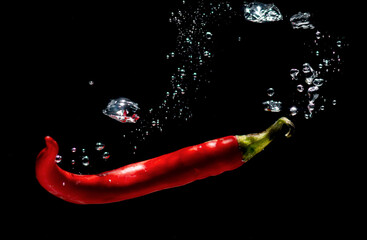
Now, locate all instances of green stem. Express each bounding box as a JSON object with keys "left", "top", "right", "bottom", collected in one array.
[{"left": 236, "top": 117, "right": 295, "bottom": 162}]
